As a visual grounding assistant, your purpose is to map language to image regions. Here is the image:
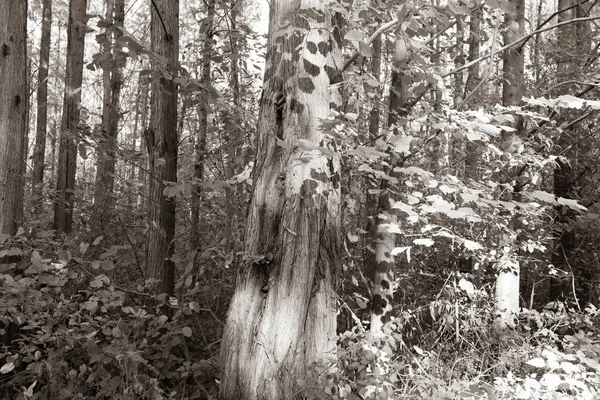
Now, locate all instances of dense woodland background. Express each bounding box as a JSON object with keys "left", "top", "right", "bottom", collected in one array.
[{"left": 2, "top": 0, "right": 600, "bottom": 398}]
